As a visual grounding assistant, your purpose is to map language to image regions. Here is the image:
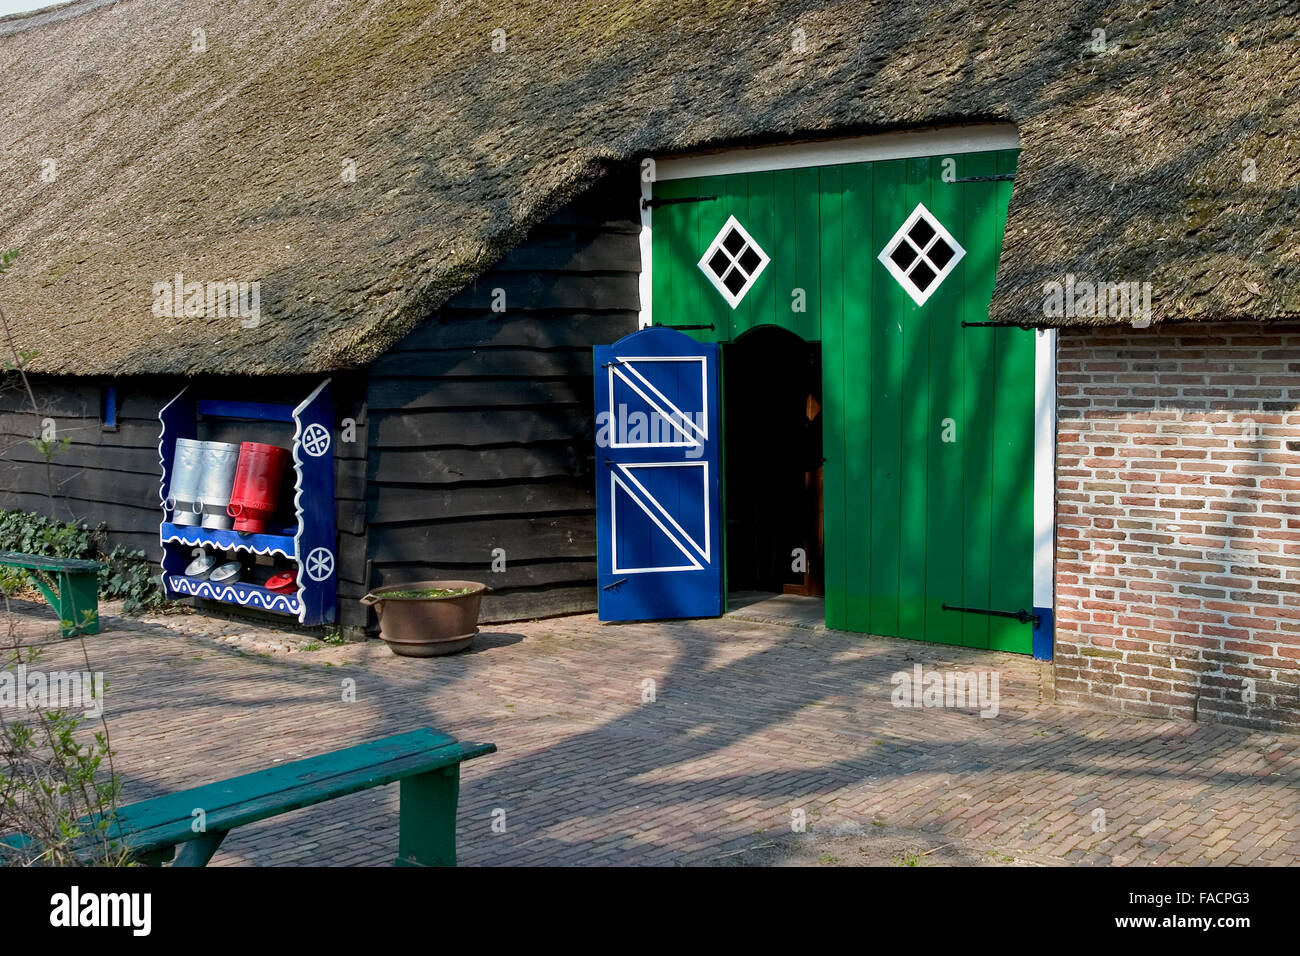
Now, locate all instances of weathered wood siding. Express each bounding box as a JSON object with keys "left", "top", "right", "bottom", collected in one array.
[
  {"left": 0, "top": 374, "right": 371, "bottom": 630},
  {"left": 2, "top": 174, "right": 640, "bottom": 632},
  {"left": 0, "top": 379, "right": 173, "bottom": 555},
  {"left": 364, "top": 176, "right": 640, "bottom": 623}
]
